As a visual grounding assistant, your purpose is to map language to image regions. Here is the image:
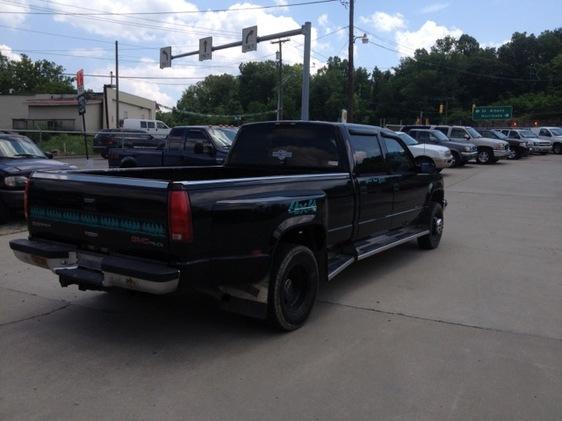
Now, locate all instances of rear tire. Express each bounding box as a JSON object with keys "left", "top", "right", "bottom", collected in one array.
[
  {"left": 450, "top": 152, "right": 461, "bottom": 167},
  {"left": 553, "top": 143, "right": 562, "bottom": 154},
  {"left": 268, "top": 244, "right": 319, "bottom": 331},
  {"left": 418, "top": 202, "right": 444, "bottom": 250},
  {"left": 119, "top": 158, "right": 137, "bottom": 168}
]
